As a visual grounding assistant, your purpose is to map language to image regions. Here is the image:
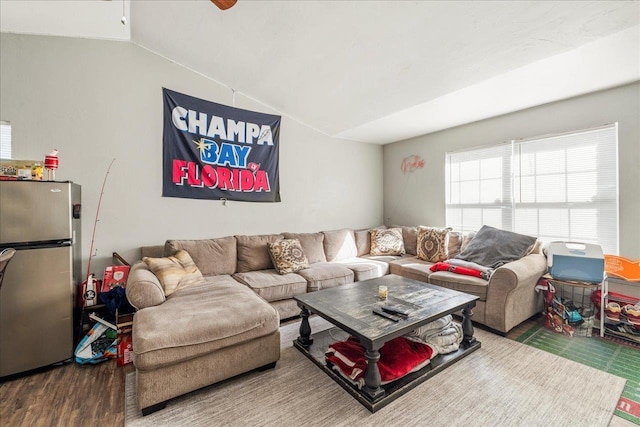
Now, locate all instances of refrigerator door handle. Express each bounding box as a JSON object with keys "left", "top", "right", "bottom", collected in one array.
[{"left": 1, "top": 240, "right": 72, "bottom": 251}]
